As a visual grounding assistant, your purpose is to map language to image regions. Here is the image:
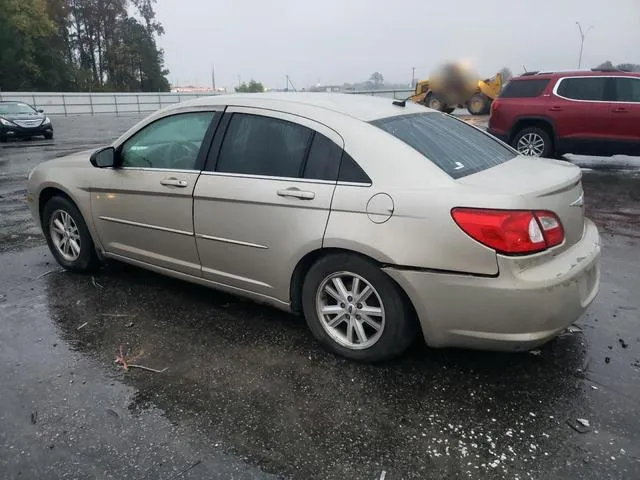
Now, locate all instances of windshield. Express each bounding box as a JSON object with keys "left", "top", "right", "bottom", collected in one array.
[
  {"left": 372, "top": 112, "right": 516, "bottom": 179},
  {"left": 0, "top": 103, "right": 37, "bottom": 115}
]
